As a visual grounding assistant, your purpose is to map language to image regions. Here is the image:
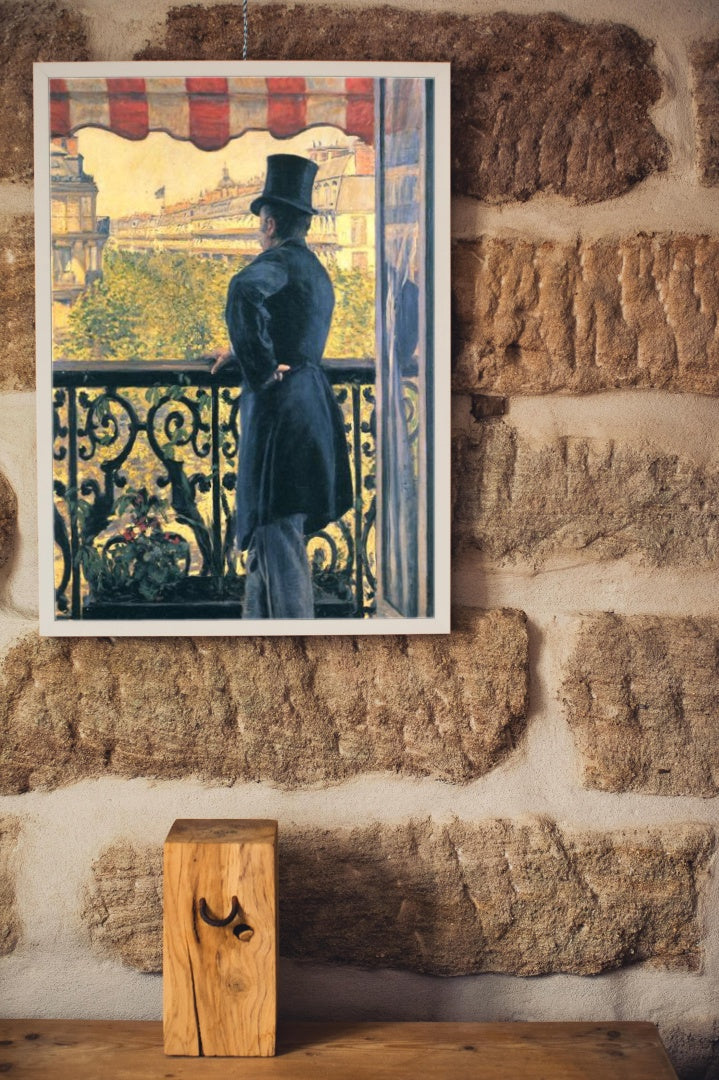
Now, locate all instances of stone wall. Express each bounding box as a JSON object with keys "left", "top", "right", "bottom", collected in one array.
[{"left": 1, "top": 1, "right": 719, "bottom": 1077}]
